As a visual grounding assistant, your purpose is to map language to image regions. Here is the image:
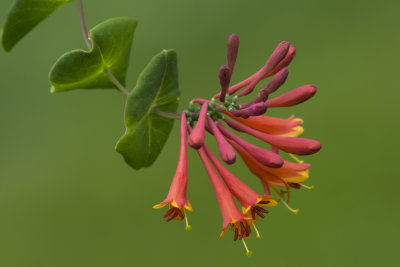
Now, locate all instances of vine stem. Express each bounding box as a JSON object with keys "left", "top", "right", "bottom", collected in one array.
[
  {"left": 78, "top": 0, "right": 130, "bottom": 95},
  {"left": 153, "top": 107, "right": 181, "bottom": 119},
  {"left": 106, "top": 69, "right": 130, "bottom": 95},
  {"left": 78, "top": 0, "right": 91, "bottom": 49}
]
